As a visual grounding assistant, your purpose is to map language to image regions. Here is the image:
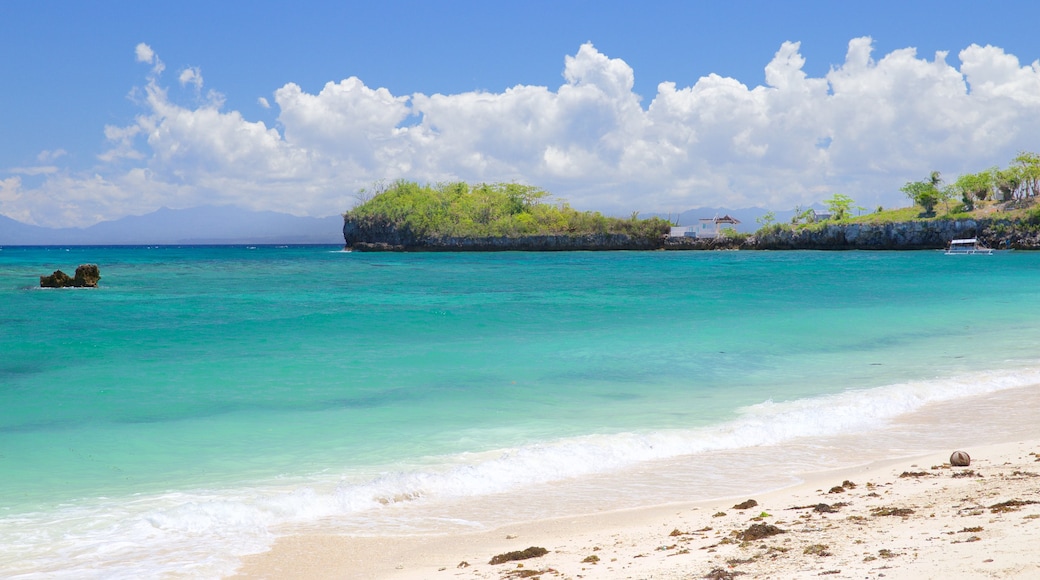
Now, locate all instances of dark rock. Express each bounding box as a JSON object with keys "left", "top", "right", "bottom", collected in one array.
[
  {"left": 39, "top": 264, "right": 100, "bottom": 288},
  {"left": 74, "top": 264, "right": 100, "bottom": 287},
  {"left": 40, "top": 270, "right": 74, "bottom": 288}
]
